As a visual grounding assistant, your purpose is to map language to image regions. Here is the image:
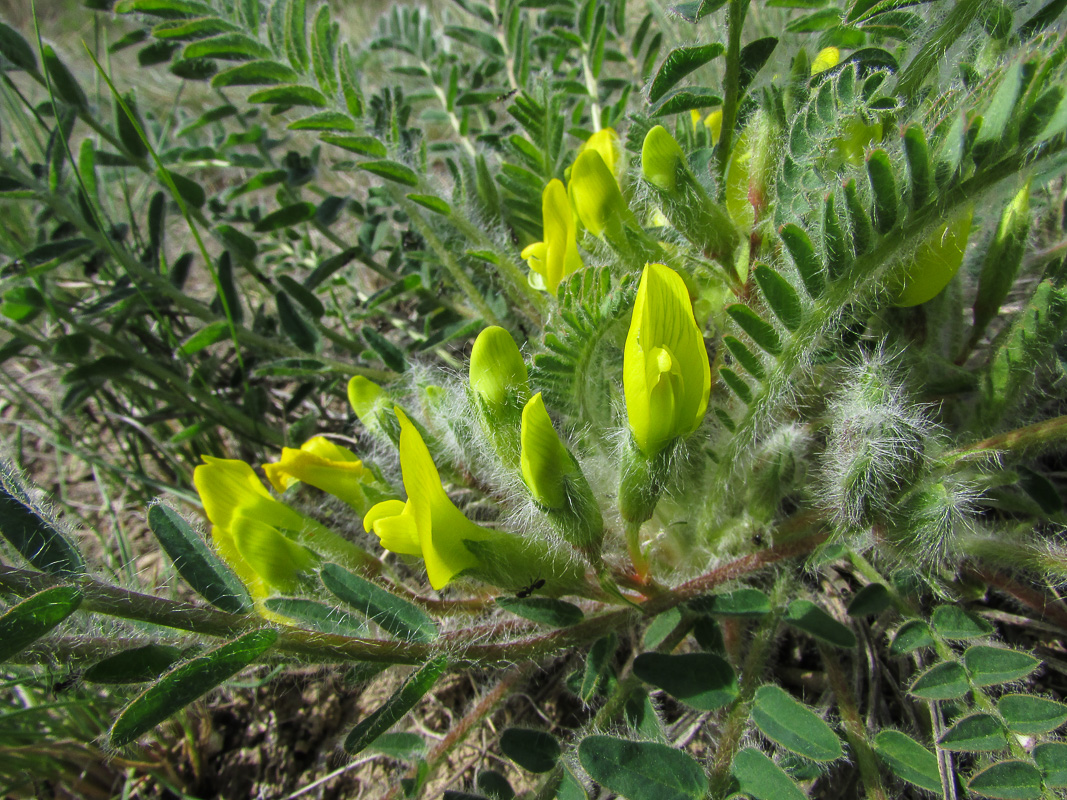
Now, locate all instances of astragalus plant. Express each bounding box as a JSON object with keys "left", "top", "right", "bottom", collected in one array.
[{"left": 2, "top": 0, "right": 1067, "bottom": 797}]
